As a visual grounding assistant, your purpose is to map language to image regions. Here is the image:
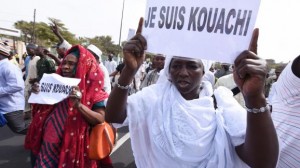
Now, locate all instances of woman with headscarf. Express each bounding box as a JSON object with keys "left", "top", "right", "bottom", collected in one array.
[
  {"left": 25, "top": 45, "right": 112, "bottom": 168},
  {"left": 105, "top": 18, "right": 279, "bottom": 167}
]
